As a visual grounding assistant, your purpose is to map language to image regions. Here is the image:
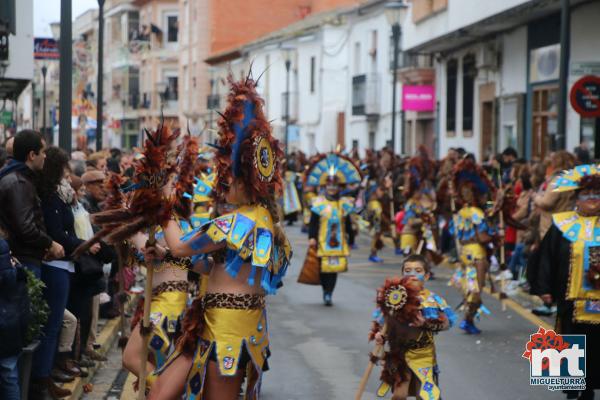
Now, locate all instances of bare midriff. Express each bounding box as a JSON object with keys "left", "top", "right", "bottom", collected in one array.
[{"left": 205, "top": 262, "right": 265, "bottom": 296}]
